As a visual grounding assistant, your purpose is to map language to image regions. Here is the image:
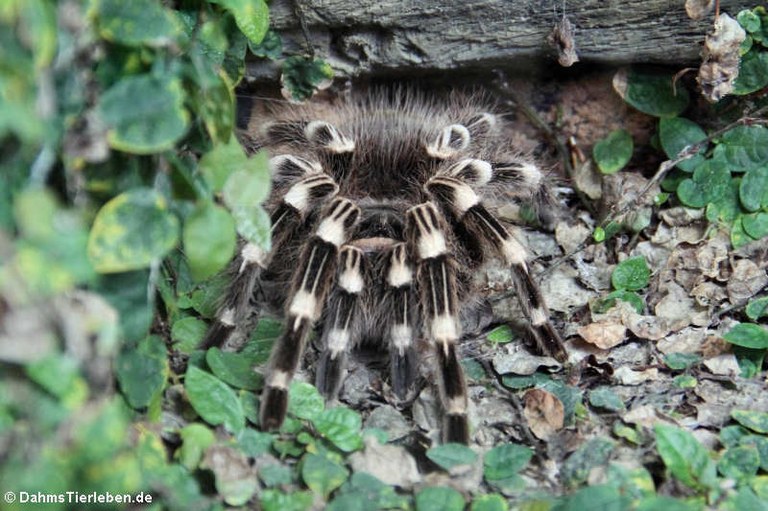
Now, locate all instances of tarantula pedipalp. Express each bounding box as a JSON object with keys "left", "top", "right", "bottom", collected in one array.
[{"left": 201, "top": 91, "right": 568, "bottom": 444}]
